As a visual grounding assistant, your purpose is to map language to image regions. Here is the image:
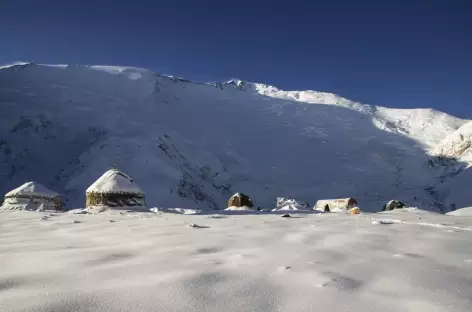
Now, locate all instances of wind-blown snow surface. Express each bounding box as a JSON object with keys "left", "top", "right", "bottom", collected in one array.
[
  {"left": 0, "top": 210, "right": 471, "bottom": 312},
  {"left": 0, "top": 63, "right": 470, "bottom": 211}
]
